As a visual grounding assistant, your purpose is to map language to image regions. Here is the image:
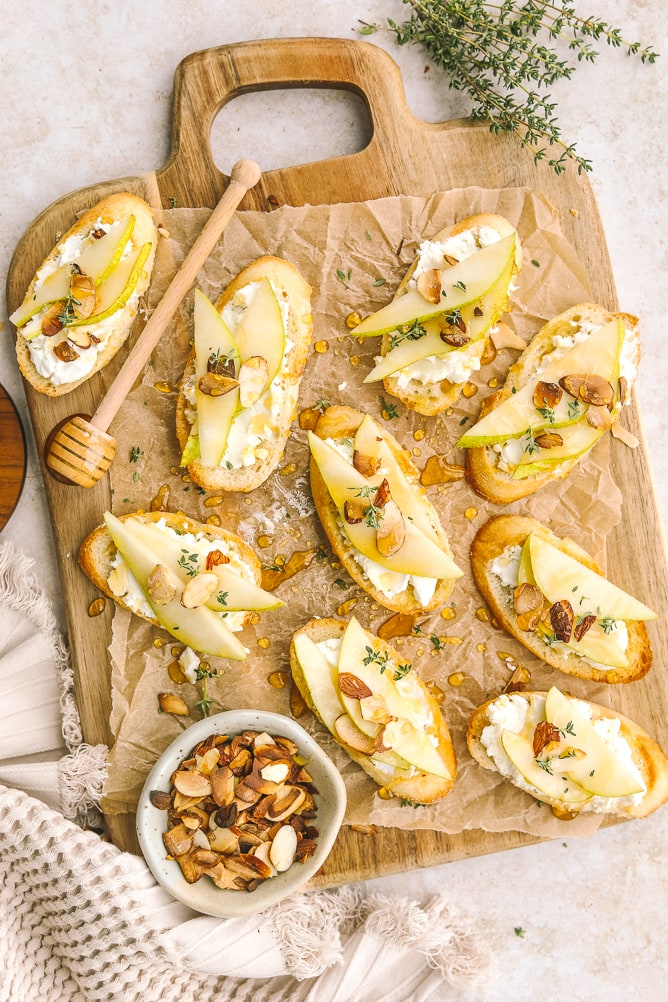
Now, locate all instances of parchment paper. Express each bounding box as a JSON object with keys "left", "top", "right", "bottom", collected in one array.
[{"left": 102, "top": 187, "right": 623, "bottom": 840}]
